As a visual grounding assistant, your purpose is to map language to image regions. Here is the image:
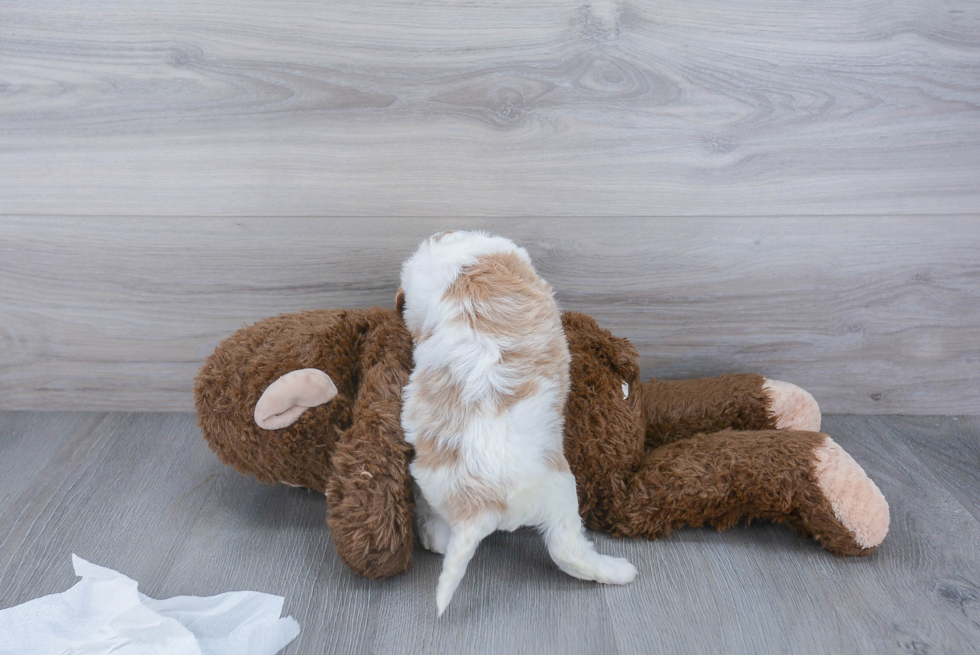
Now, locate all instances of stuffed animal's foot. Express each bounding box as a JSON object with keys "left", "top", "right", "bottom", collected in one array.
[
  {"left": 763, "top": 379, "right": 821, "bottom": 431},
  {"left": 813, "top": 436, "right": 890, "bottom": 550},
  {"left": 798, "top": 435, "right": 889, "bottom": 555}
]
